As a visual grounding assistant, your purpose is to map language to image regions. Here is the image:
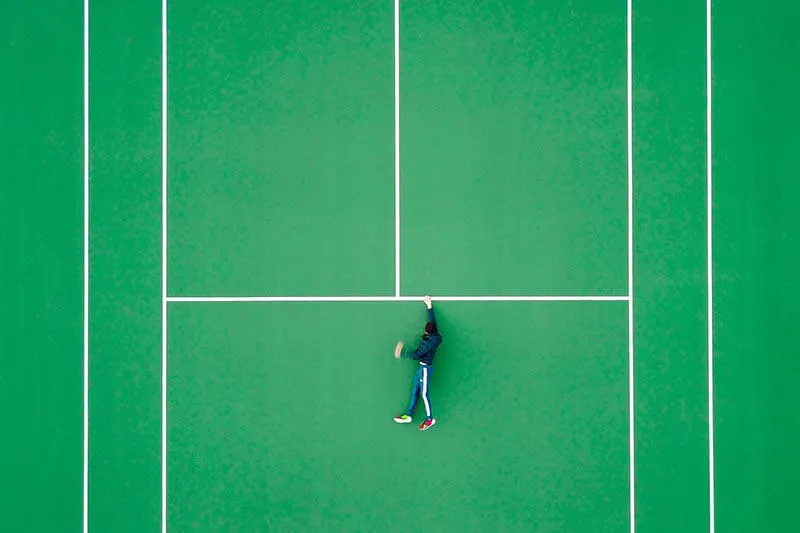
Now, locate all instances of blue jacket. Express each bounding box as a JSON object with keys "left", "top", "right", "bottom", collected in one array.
[{"left": 402, "top": 308, "right": 442, "bottom": 365}]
